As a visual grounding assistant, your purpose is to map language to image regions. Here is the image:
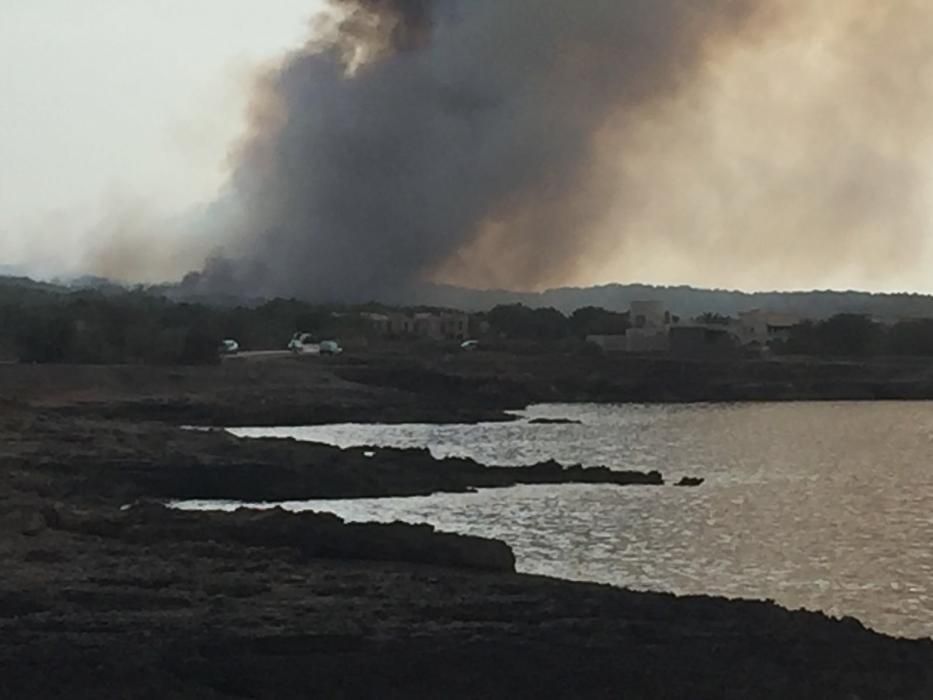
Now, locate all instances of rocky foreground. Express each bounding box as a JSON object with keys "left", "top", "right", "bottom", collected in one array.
[
  {"left": 3, "top": 497, "right": 933, "bottom": 699},
  {"left": 2, "top": 362, "right": 933, "bottom": 697}
]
